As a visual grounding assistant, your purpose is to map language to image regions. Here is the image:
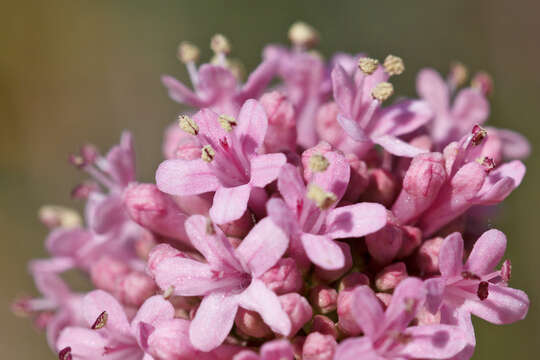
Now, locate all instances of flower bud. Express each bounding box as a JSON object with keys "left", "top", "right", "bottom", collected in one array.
[
  {"left": 90, "top": 256, "right": 130, "bottom": 293},
  {"left": 416, "top": 237, "right": 444, "bottom": 275},
  {"left": 337, "top": 290, "right": 361, "bottom": 336},
  {"left": 235, "top": 308, "right": 273, "bottom": 339},
  {"left": 309, "top": 285, "right": 338, "bottom": 314},
  {"left": 315, "top": 102, "right": 344, "bottom": 149},
  {"left": 302, "top": 332, "right": 337, "bottom": 360},
  {"left": 360, "top": 168, "right": 398, "bottom": 207},
  {"left": 365, "top": 212, "right": 403, "bottom": 265},
  {"left": 338, "top": 272, "right": 370, "bottom": 292},
  {"left": 147, "top": 244, "right": 182, "bottom": 276},
  {"left": 279, "top": 293, "right": 313, "bottom": 337},
  {"left": 162, "top": 123, "right": 201, "bottom": 160},
  {"left": 312, "top": 315, "right": 338, "bottom": 339},
  {"left": 375, "top": 262, "right": 408, "bottom": 292},
  {"left": 116, "top": 271, "right": 157, "bottom": 307},
  {"left": 343, "top": 154, "right": 369, "bottom": 202},
  {"left": 259, "top": 258, "right": 303, "bottom": 295},
  {"left": 260, "top": 91, "right": 297, "bottom": 153},
  {"left": 218, "top": 211, "right": 254, "bottom": 238},
  {"left": 396, "top": 225, "right": 422, "bottom": 259}
]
